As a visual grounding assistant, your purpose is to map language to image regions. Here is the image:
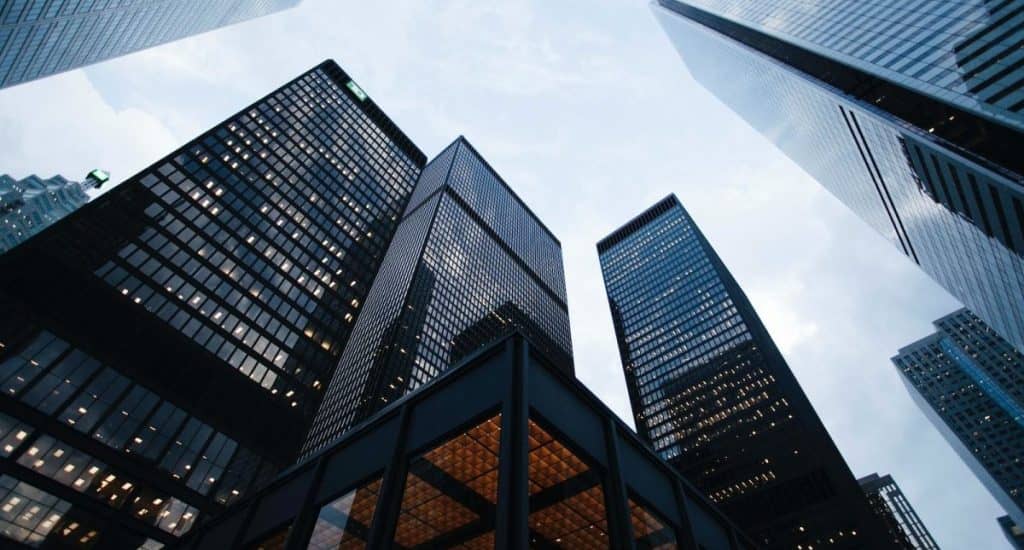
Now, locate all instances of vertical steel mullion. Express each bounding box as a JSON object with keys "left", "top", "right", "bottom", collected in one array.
[
  {"left": 282, "top": 454, "right": 328, "bottom": 550},
  {"left": 225, "top": 497, "right": 260, "bottom": 549},
  {"left": 728, "top": 525, "right": 744, "bottom": 550},
  {"left": 365, "top": 402, "right": 412, "bottom": 548},
  {"left": 495, "top": 337, "right": 528, "bottom": 548},
  {"left": 603, "top": 419, "right": 636, "bottom": 550},
  {"left": 670, "top": 477, "right": 701, "bottom": 550}
]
